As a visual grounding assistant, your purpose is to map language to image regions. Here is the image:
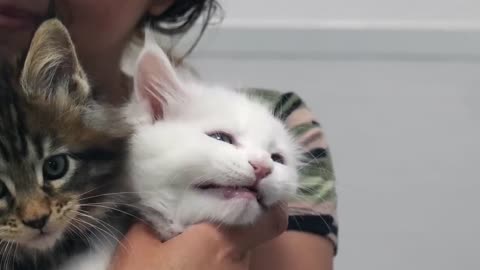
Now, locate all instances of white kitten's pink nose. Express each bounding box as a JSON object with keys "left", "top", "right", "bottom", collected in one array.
[{"left": 249, "top": 161, "right": 272, "bottom": 181}]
